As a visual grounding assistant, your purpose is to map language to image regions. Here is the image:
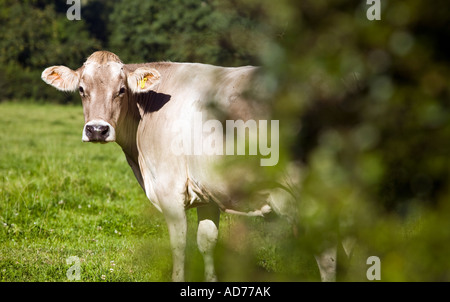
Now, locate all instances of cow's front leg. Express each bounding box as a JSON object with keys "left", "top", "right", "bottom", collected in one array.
[
  {"left": 197, "top": 203, "right": 220, "bottom": 282},
  {"left": 164, "top": 208, "right": 187, "bottom": 282}
]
